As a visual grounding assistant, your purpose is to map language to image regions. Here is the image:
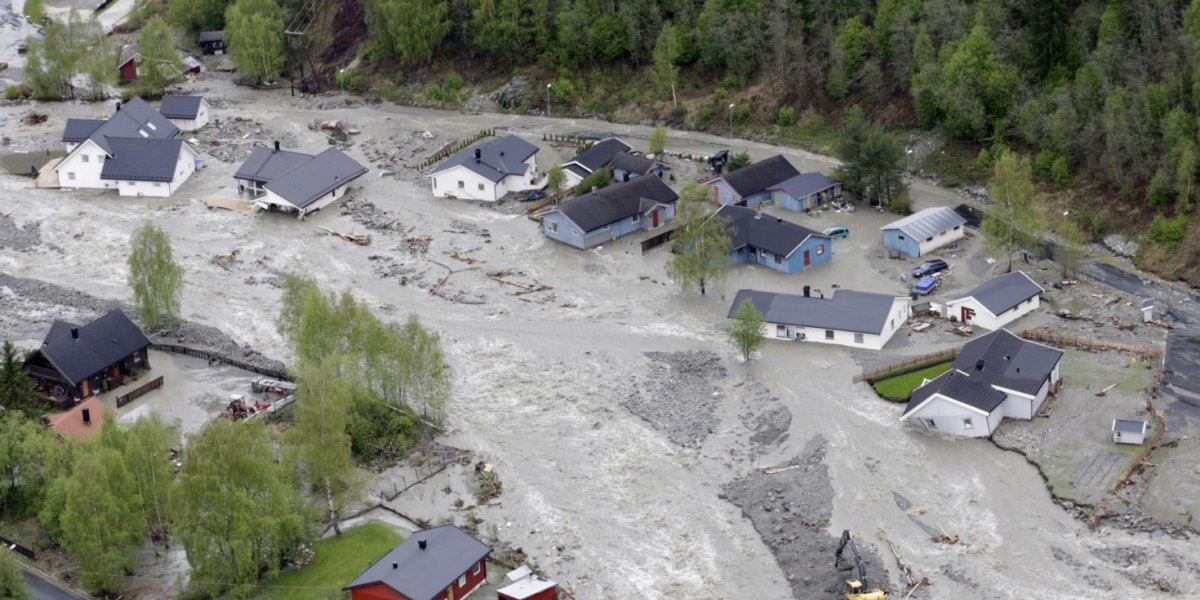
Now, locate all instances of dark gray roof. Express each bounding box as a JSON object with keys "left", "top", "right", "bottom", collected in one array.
[
  {"left": 234, "top": 146, "right": 314, "bottom": 184},
  {"left": 431, "top": 135, "right": 538, "bottom": 182},
  {"left": 903, "top": 369, "right": 1007, "bottom": 416},
  {"left": 720, "top": 154, "right": 800, "bottom": 197},
  {"left": 563, "top": 138, "right": 631, "bottom": 171},
  {"left": 34, "top": 309, "right": 150, "bottom": 386},
  {"left": 344, "top": 525, "right": 491, "bottom": 600},
  {"left": 958, "top": 271, "right": 1044, "bottom": 316},
  {"left": 62, "top": 119, "right": 104, "bottom": 143},
  {"left": 117, "top": 42, "right": 139, "bottom": 67},
  {"left": 197, "top": 30, "right": 225, "bottom": 42},
  {"left": 44, "top": 320, "right": 79, "bottom": 345},
  {"left": 100, "top": 138, "right": 186, "bottom": 182},
  {"left": 727, "top": 289, "right": 903, "bottom": 335},
  {"left": 72, "top": 97, "right": 179, "bottom": 155},
  {"left": 610, "top": 152, "right": 657, "bottom": 174},
  {"left": 954, "top": 329, "right": 1063, "bottom": 396},
  {"left": 159, "top": 95, "right": 204, "bottom": 119},
  {"left": 716, "top": 204, "right": 825, "bottom": 258},
  {"left": 554, "top": 176, "right": 678, "bottom": 232},
  {"left": 264, "top": 147, "right": 368, "bottom": 209},
  {"left": 1112, "top": 419, "right": 1146, "bottom": 433},
  {"left": 881, "top": 206, "right": 967, "bottom": 239},
  {"left": 767, "top": 172, "right": 838, "bottom": 198},
  {"left": 564, "top": 164, "right": 590, "bottom": 179}
]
